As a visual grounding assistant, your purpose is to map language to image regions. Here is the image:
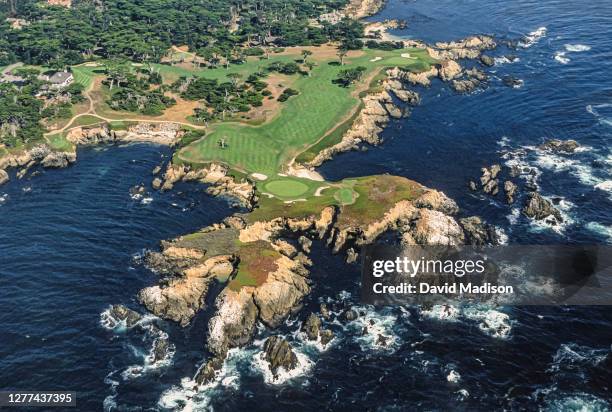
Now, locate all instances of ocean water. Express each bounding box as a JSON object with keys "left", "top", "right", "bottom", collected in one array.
[{"left": 1, "top": 0, "right": 612, "bottom": 410}]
